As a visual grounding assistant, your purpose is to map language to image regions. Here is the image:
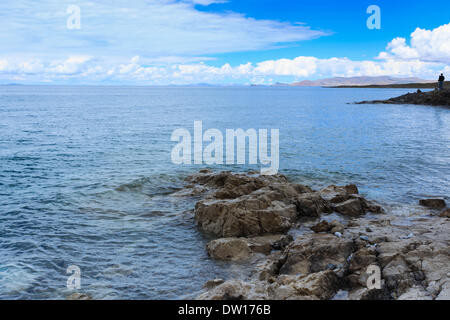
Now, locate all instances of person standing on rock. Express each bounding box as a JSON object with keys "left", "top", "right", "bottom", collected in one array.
[{"left": 438, "top": 73, "right": 445, "bottom": 91}]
